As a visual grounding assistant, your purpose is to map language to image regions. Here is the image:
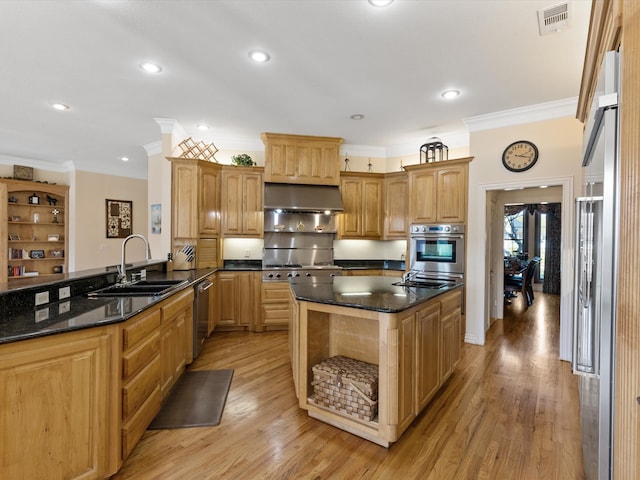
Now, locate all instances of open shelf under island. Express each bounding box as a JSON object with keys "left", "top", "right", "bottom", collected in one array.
[{"left": 289, "top": 275, "right": 463, "bottom": 447}]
